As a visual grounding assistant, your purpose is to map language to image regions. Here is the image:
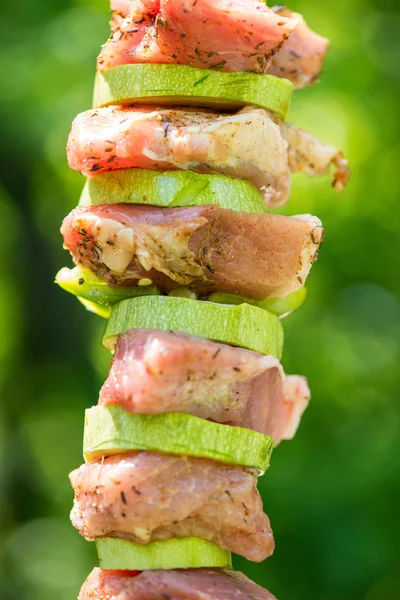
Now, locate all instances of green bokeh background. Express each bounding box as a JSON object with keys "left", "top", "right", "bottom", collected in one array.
[{"left": 0, "top": 1, "right": 399, "bottom": 598}]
